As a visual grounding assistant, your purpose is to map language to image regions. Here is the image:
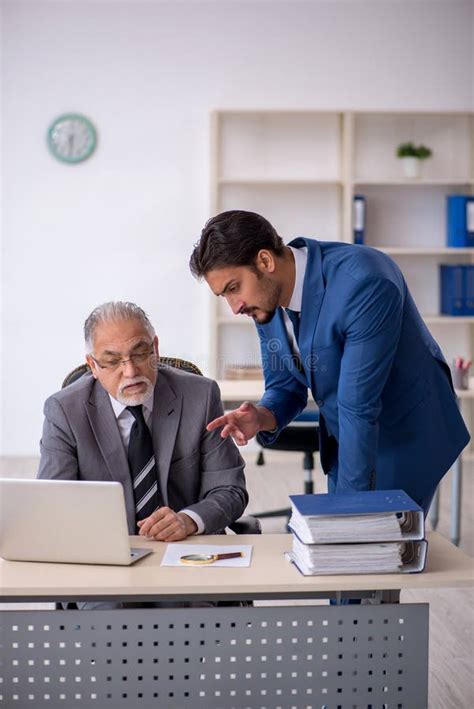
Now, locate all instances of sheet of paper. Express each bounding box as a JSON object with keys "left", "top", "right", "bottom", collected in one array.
[{"left": 161, "top": 544, "right": 253, "bottom": 567}]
